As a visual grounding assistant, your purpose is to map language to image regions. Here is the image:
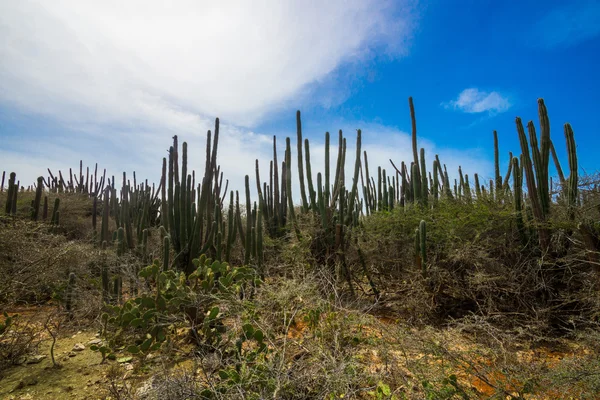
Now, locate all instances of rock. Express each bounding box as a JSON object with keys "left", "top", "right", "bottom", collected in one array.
[
  {"left": 88, "top": 338, "right": 102, "bottom": 345},
  {"left": 25, "top": 355, "right": 47, "bottom": 364},
  {"left": 72, "top": 343, "right": 85, "bottom": 351},
  {"left": 68, "top": 352, "right": 77, "bottom": 357},
  {"left": 124, "top": 363, "right": 134, "bottom": 371}
]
